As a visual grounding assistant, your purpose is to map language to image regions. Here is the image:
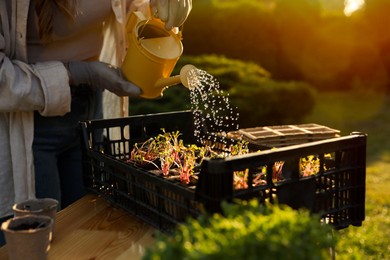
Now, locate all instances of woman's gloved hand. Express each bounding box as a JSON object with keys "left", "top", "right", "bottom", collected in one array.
[
  {"left": 150, "top": 0, "right": 192, "bottom": 30},
  {"left": 66, "top": 61, "right": 142, "bottom": 97}
]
